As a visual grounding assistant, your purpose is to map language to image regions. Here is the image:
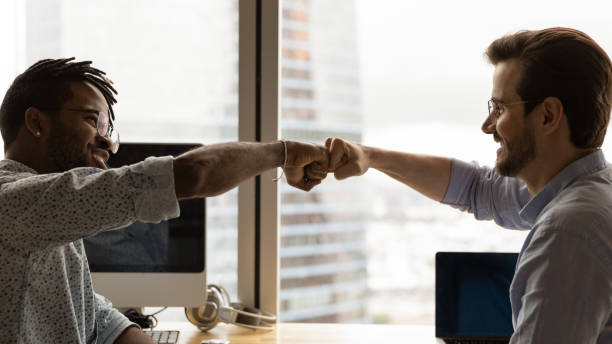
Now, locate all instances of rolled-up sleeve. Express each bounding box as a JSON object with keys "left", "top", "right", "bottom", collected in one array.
[
  {"left": 128, "top": 156, "right": 180, "bottom": 223},
  {"left": 442, "top": 158, "right": 532, "bottom": 230},
  {"left": 0, "top": 156, "right": 180, "bottom": 252}
]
